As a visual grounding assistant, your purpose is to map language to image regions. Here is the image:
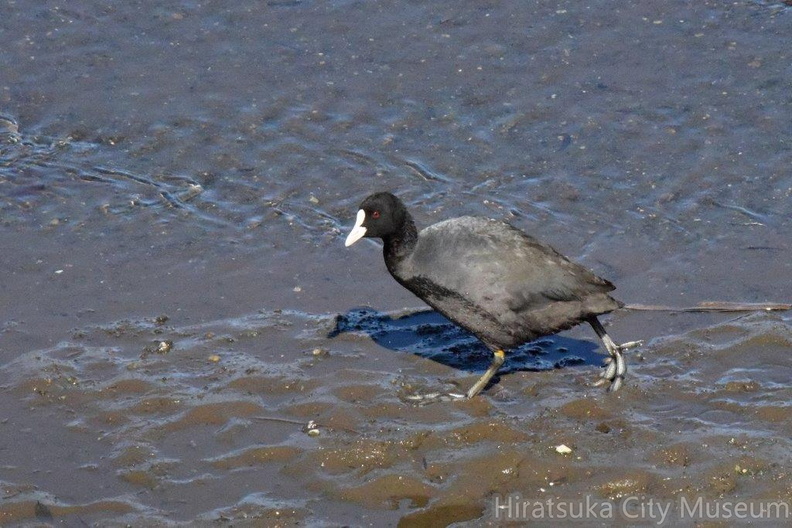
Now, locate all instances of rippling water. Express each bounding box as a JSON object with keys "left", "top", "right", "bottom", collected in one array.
[{"left": 1, "top": 0, "right": 791, "bottom": 525}]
